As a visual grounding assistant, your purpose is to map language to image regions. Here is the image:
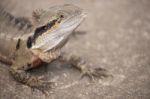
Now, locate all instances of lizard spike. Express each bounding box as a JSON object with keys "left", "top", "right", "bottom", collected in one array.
[
  {"left": 0, "top": 7, "right": 5, "bottom": 14},
  {"left": 32, "top": 9, "right": 46, "bottom": 23},
  {"left": 14, "top": 17, "right": 33, "bottom": 30},
  {"left": 0, "top": 7, "right": 34, "bottom": 42},
  {"left": 0, "top": 7, "right": 14, "bottom": 22},
  {"left": 0, "top": 6, "right": 33, "bottom": 31}
]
